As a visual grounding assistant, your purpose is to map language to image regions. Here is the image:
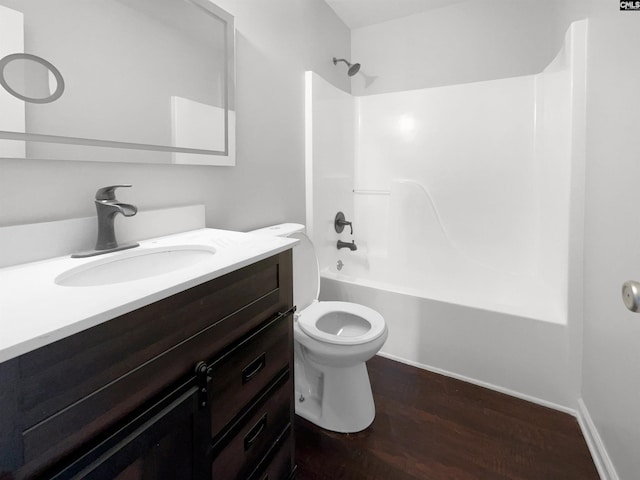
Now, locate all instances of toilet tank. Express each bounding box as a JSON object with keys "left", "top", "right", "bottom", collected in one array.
[
  {"left": 248, "top": 223, "right": 305, "bottom": 237},
  {"left": 248, "top": 223, "right": 319, "bottom": 311}
]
